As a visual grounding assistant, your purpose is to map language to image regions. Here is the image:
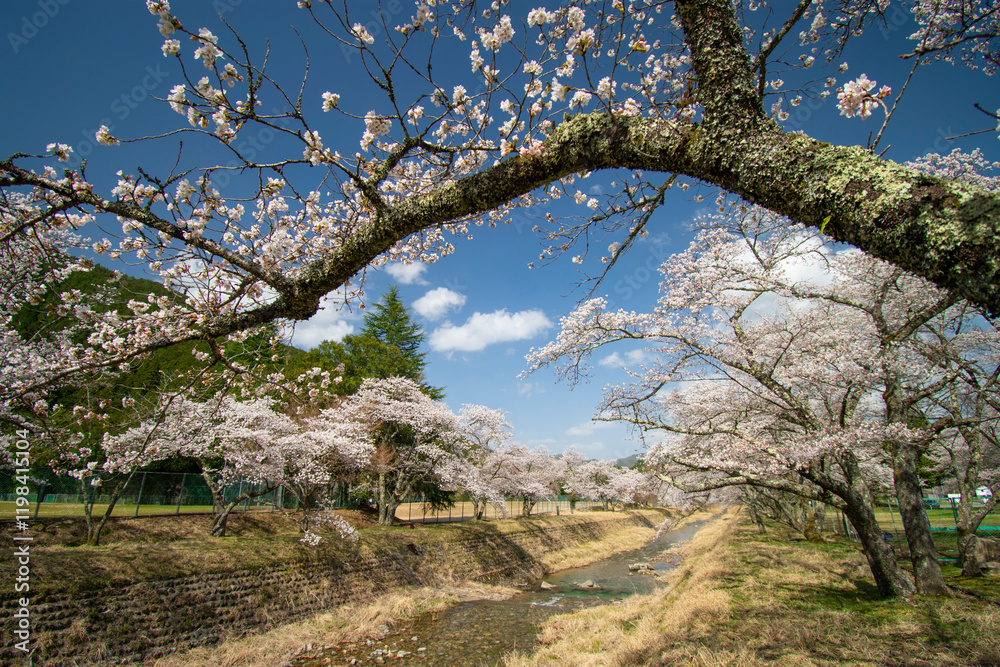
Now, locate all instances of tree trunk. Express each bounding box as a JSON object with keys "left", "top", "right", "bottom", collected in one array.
[
  {"left": 747, "top": 498, "right": 767, "bottom": 533},
  {"left": 211, "top": 508, "right": 232, "bottom": 537},
  {"left": 832, "top": 451, "right": 916, "bottom": 598},
  {"left": 958, "top": 494, "right": 998, "bottom": 571},
  {"left": 522, "top": 498, "right": 536, "bottom": 517},
  {"left": 471, "top": 497, "right": 486, "bottom": 520},
  {"left": 892, "top": 441, "right": 949, "bottom": 596},
  {"left": 842, "top": 501, "right": 916, "bottom": 599},
  {"left": 84, "top": 472, "right": 136, "bottom": 546},
  {"left": 378, "top": 498, "right": 400, "bottom": 526},
  {"left": 211, "top": 485, "right": 277, "bottom": 536},
  {"left": 376, "top": 471, "right": 399, "bottom": 526}
]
